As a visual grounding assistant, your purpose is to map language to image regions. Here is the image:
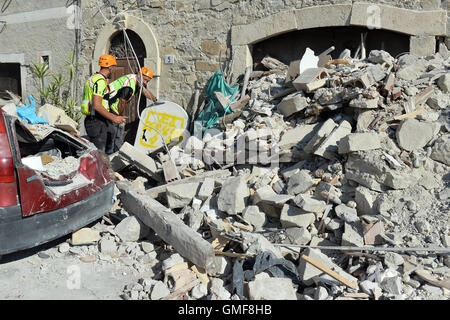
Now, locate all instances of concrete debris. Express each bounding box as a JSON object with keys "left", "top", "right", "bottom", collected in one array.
[
  {"left": 248, "top": 277, "right": 297, "bottom": 300},
  {"left": 18, "top": 47, "right": 448, "bottom": 301}
]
